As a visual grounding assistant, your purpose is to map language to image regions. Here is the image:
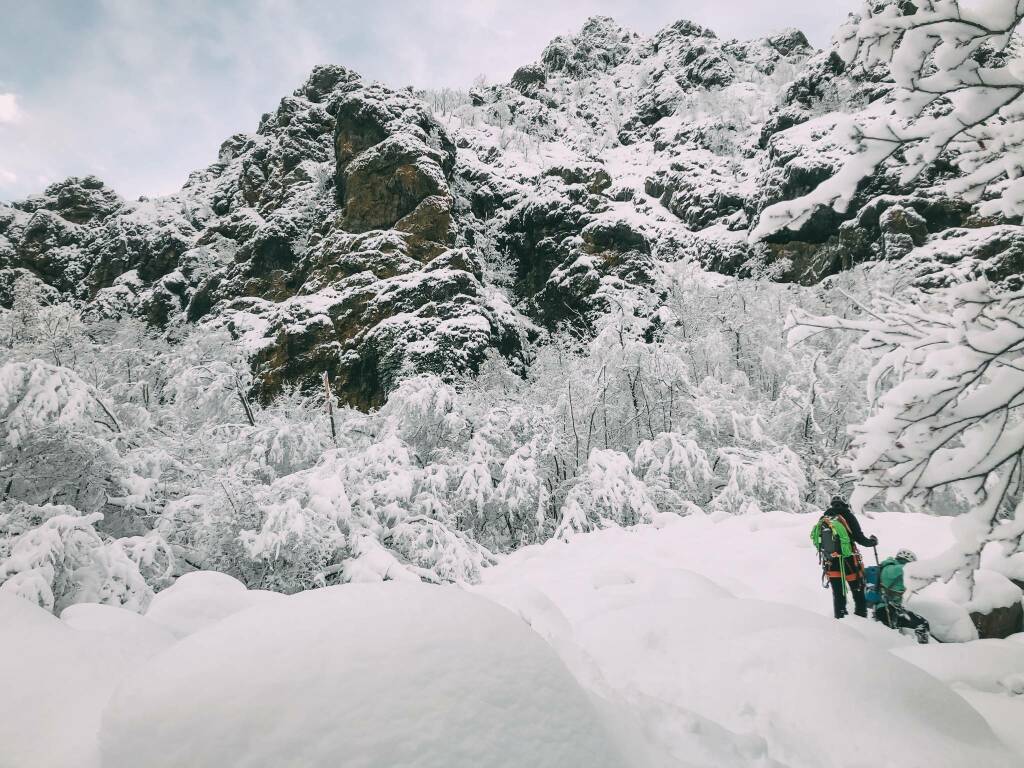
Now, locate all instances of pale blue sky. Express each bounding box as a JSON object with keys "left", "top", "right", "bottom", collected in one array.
[{"left": 0, "top": 0, "right": 858, "bottom": 201}]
